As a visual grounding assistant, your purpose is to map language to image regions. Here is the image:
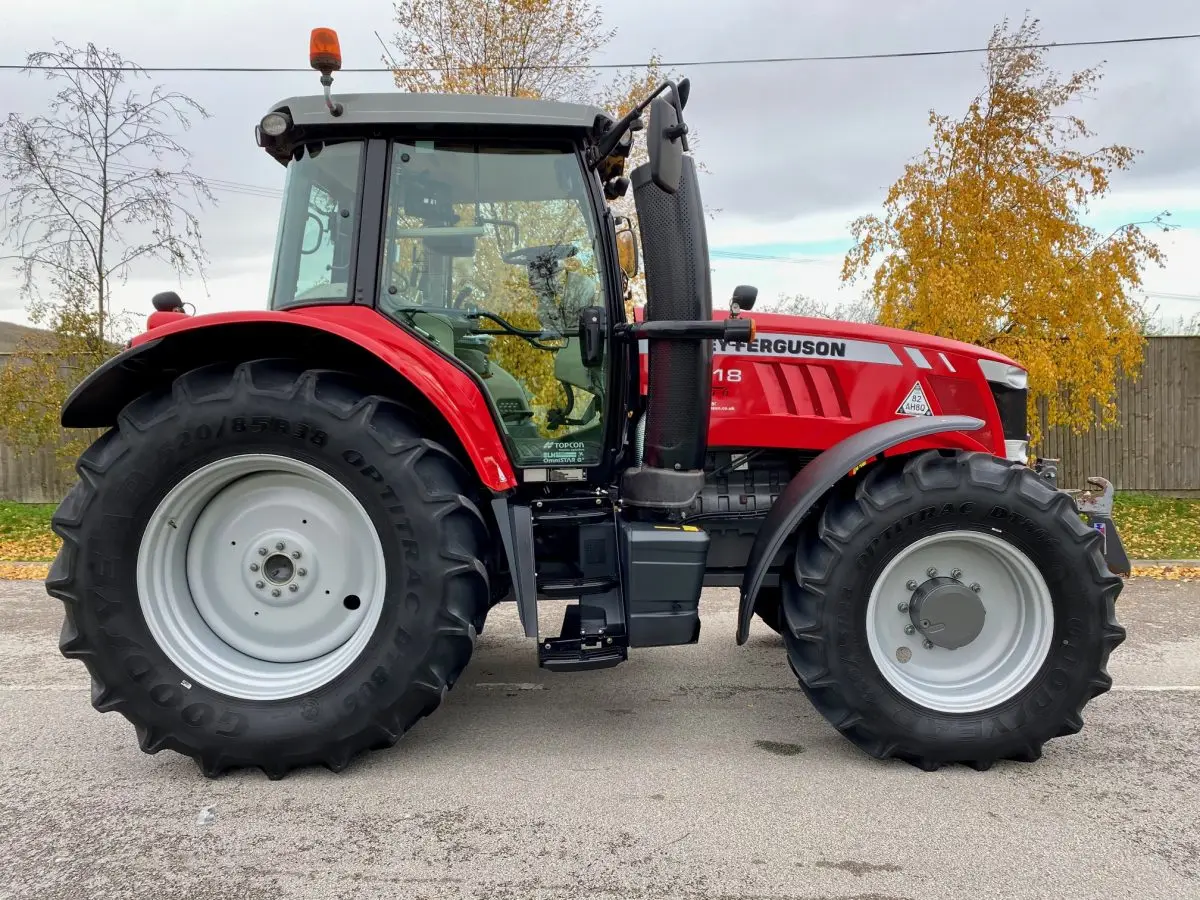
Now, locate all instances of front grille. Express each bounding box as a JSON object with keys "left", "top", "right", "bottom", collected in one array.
[{"left": 989, "top": 383, "right": 1028, "bottom": 441}]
